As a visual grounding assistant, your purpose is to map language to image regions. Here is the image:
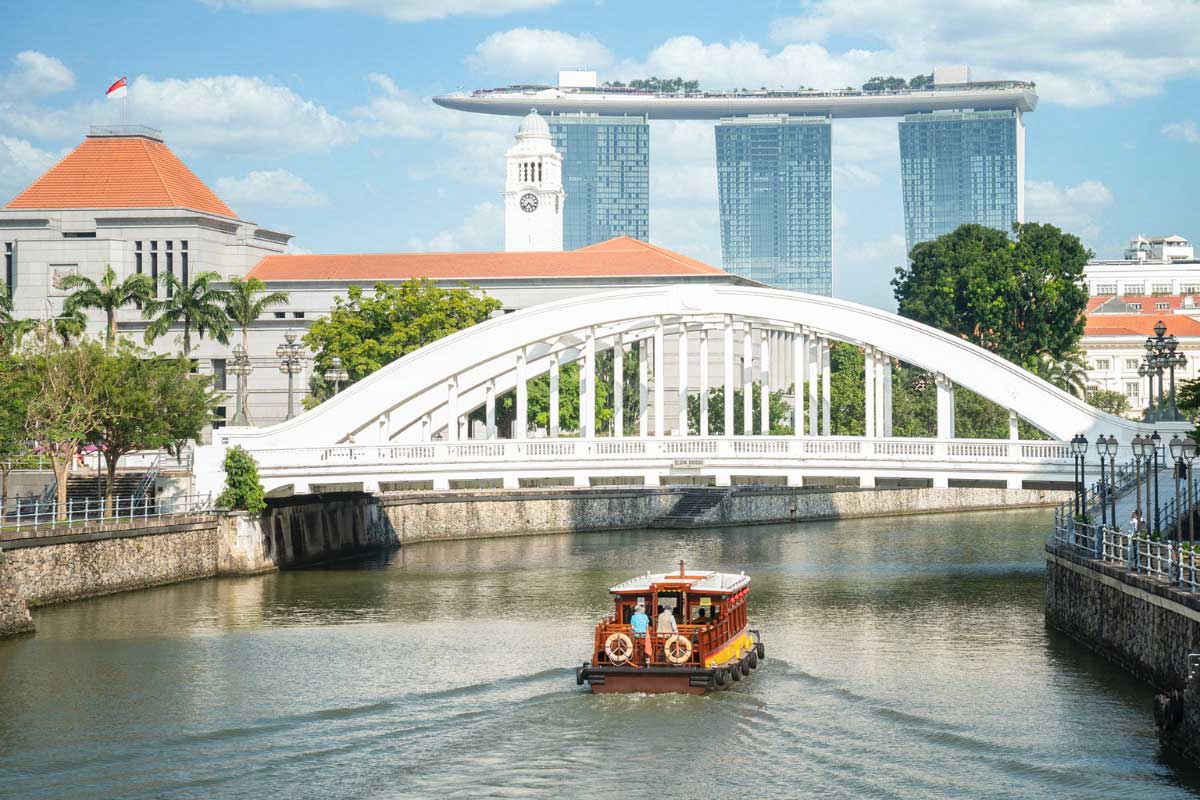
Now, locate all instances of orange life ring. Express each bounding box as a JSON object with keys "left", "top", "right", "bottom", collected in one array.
[
  {"left": 663, "top": 634, "right": 693, "bottom": 665},
  {"left": 605, "top": 632, "right": 634, "bottom": 664}
]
